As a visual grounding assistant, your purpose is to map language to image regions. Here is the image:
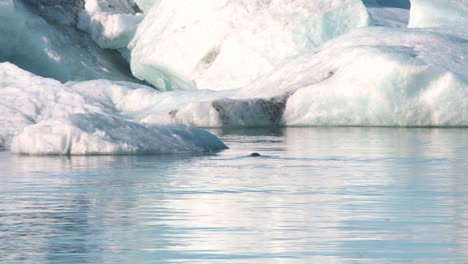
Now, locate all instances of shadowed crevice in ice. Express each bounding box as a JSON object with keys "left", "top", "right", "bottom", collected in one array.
[
  {"left": 211, "top": 96, "right": 289, "bottom": 127},
  {"left": 170, "top": 90, "right": 297, "bottom": 127}
]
